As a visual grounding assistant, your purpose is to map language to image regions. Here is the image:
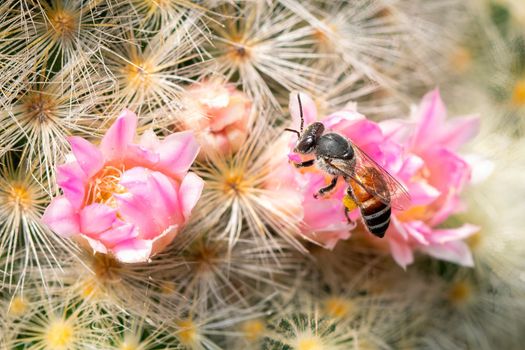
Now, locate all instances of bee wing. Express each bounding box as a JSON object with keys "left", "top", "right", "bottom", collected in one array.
[{"left": 328, "top": 144, "right": 411, "bottom": 211}]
